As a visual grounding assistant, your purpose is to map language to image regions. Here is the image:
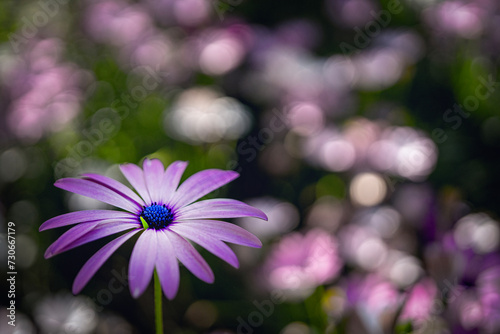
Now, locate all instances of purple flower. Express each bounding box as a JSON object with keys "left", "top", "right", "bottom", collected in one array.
[
  {"left": 40, "top": 159, "right": 267, "bottom": 299},
  {"left": 400, "top": 278, "right": 438, "bottom": 325}
]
